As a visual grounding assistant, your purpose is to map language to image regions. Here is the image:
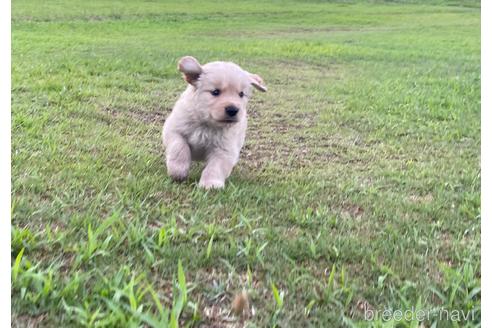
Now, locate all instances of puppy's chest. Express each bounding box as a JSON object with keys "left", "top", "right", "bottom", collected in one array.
[{"left": 186, "top": 126, "right": 225, "bottom": 157}]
